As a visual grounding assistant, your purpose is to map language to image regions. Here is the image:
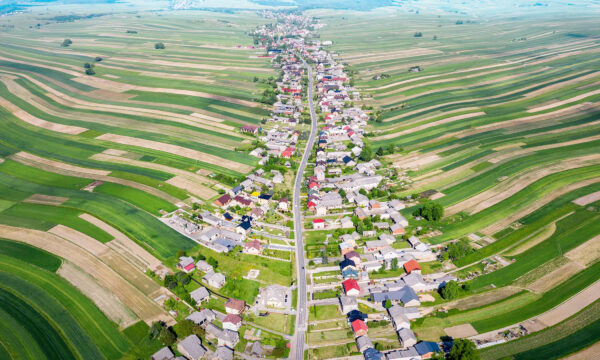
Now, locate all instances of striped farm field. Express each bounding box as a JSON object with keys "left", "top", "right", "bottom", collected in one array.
[
  {"left": 0, "top": 240, "right": 132, "bottom": 359},
  {"left": 309, "top": 5, "right": 600, "bottom": 348}
]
